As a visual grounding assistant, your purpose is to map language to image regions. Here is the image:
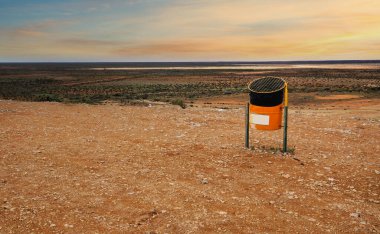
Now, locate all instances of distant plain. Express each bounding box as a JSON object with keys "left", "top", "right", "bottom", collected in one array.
[{"left": 0, "top": 61, "right": 379, "bottom": 105}]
